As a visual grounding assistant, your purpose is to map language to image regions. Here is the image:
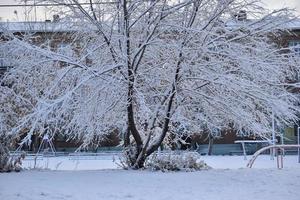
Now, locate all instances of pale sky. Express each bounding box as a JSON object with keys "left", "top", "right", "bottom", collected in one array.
[{"left": 0, "top": 0, "right": 300, "bottom": 21}]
